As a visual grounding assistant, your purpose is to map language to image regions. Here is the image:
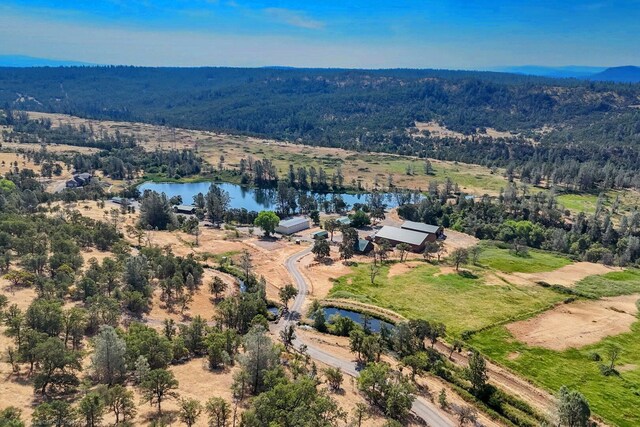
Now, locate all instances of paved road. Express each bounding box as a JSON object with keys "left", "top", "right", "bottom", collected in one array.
[{"left": 278, "top": 247, "right": 454, "bottom": 427}]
